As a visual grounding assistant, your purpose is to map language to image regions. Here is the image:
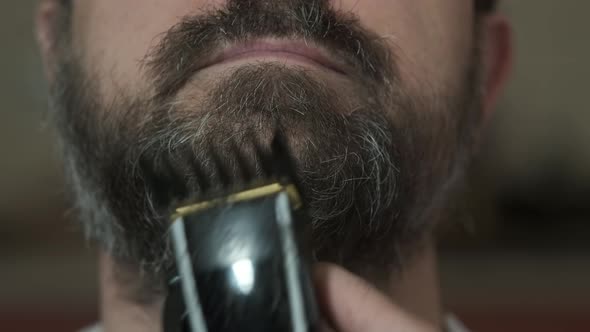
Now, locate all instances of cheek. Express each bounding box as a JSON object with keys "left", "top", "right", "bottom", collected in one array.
[
  {"left": 338, "top": 0, "right": 474, "bottom": 94},
  {"left": 72, "top": 0, "right": 208, "bottom": 97}
]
